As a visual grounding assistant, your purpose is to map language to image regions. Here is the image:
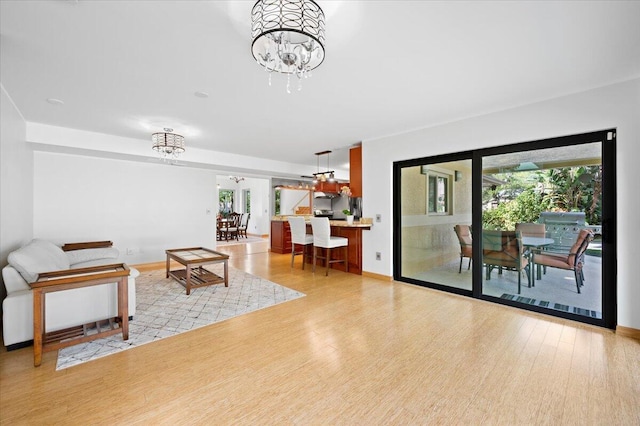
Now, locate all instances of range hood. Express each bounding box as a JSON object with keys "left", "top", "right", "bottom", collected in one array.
[{"left": 314, "top": 191, "right": 339, "bottom": 199}]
